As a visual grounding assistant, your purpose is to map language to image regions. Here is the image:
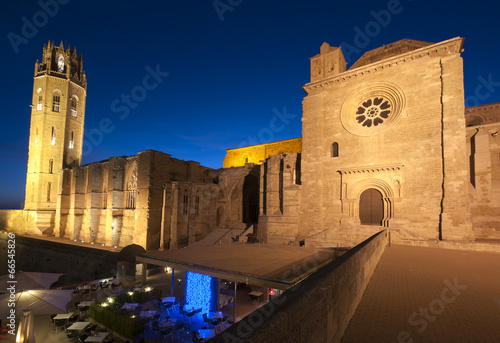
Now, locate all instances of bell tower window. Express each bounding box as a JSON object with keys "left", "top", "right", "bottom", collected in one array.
[
  {"left": 51, "top": 127, "right": 56, "bottom": 145},
  {"left": 37, "top": 95, "right": 43, "bottom": 111},
  {"left": 52, "top": 94, "right": 60, "bottom": 112},
  {"left": 69, "top": 131, "right": 74, "bottom": 149},
  {"left": 70, "top": 97, "right": 77, "bottom": 117}
]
